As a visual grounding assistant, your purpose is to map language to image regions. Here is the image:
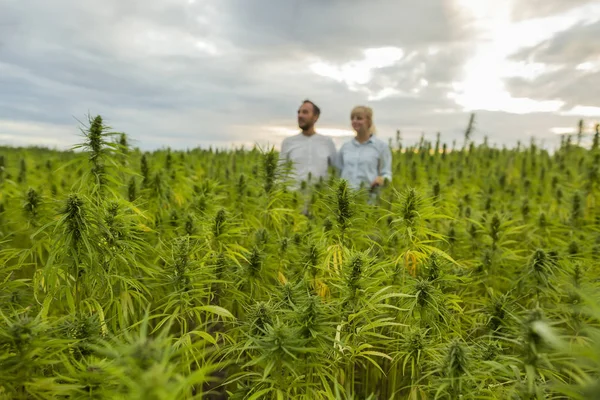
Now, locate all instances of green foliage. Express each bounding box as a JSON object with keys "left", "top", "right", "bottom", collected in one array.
[{"left": 1, "top": 116, "right": 600, "bottom": 399}]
